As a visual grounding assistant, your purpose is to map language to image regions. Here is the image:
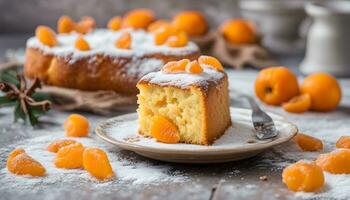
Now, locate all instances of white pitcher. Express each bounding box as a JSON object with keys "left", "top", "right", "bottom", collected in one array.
[{"left": 301, "top": 1, "right": 350, "bottom": 76}]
